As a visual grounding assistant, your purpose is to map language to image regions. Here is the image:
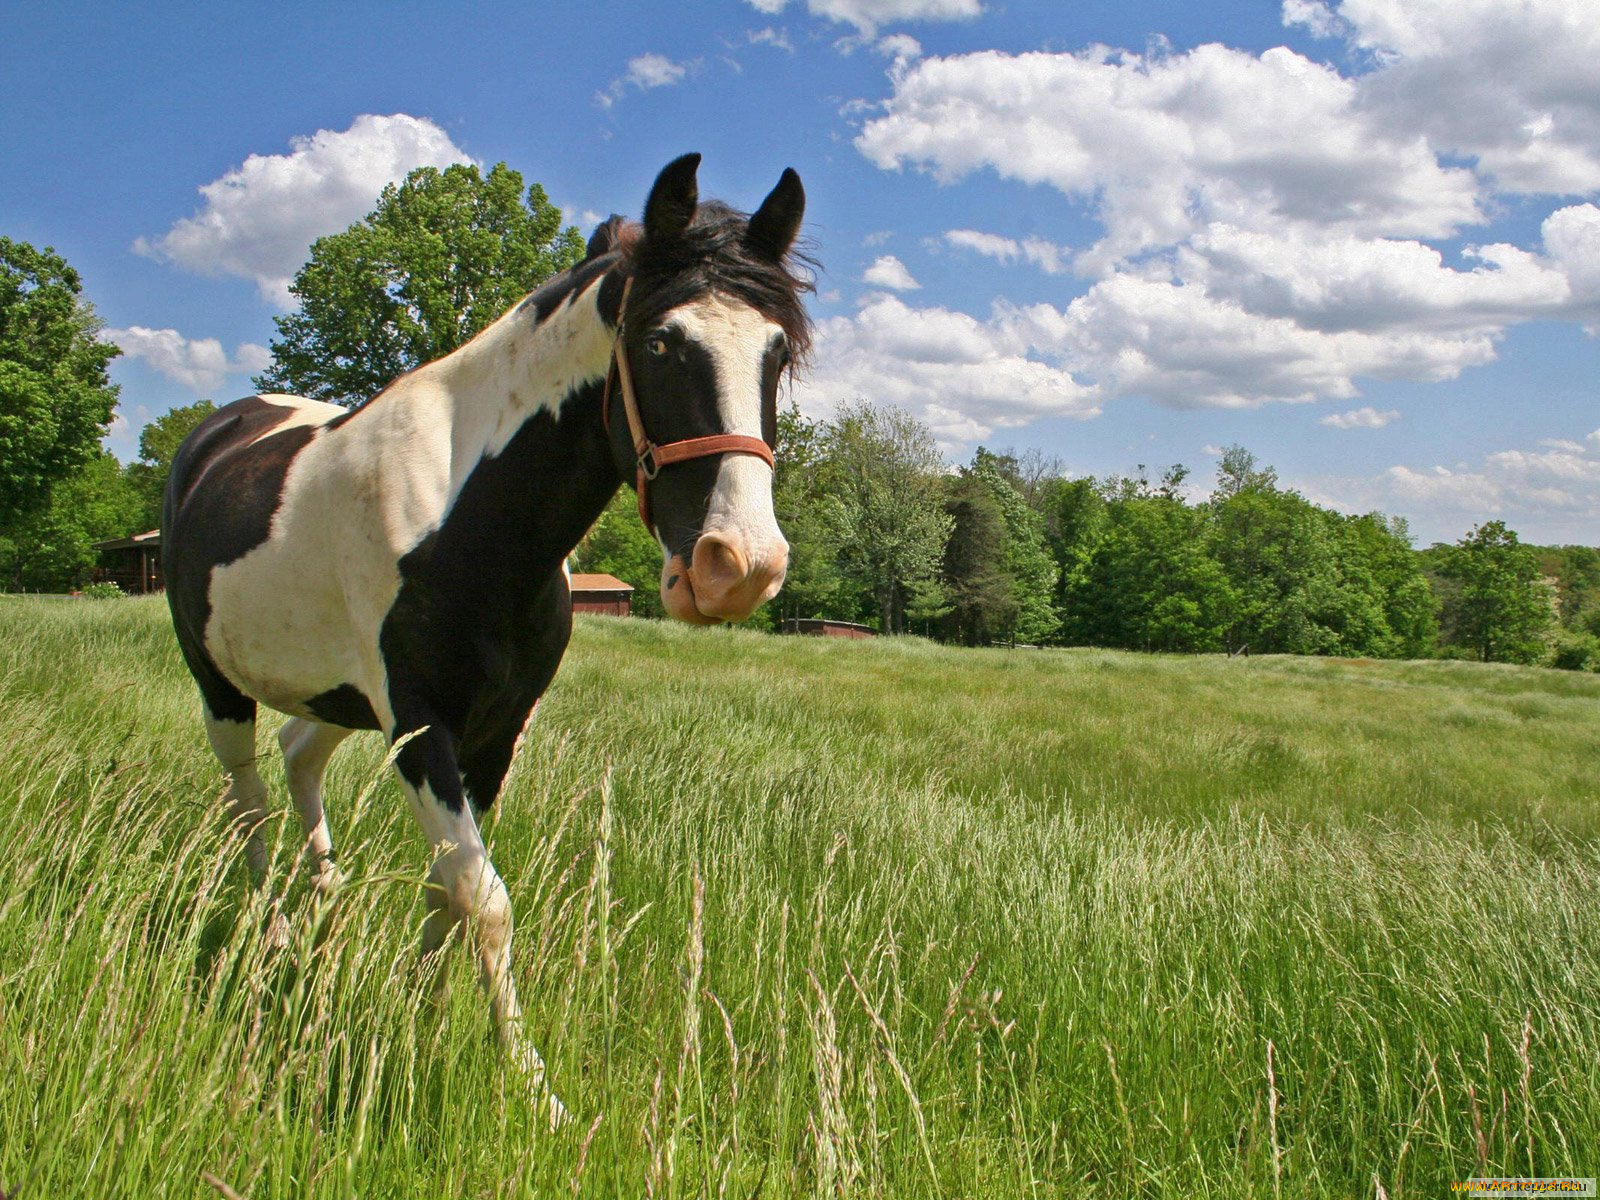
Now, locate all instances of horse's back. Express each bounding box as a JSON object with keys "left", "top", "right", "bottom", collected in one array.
[
  {"left": 165, "top": 395, "right": 341, "bottom": 533},
  {"left": 165, "top": 394, "right": 363, "bottom": 721}
]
